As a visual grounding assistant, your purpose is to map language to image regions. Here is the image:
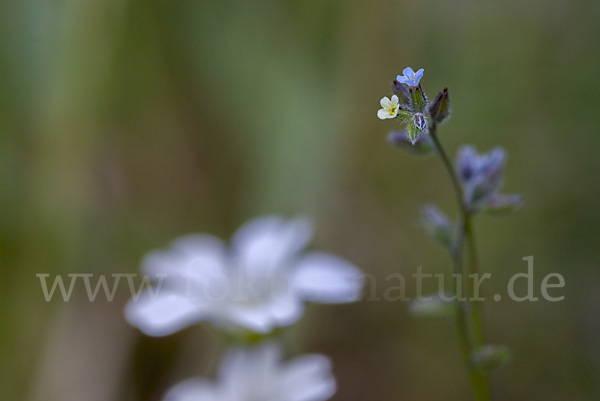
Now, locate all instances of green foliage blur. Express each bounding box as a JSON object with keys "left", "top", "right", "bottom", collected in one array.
[{"left": 1, "top": 0, "right": 599, "bottom": 400}]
